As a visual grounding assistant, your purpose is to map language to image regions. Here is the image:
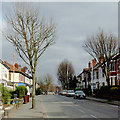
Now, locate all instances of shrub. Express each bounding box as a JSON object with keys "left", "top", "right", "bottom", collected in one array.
[
  {"left": 82, "top": 88, "right": 92, "bottom": 96},
  {"left": 15, "top": 86, "right": 28, "bottom": 98},
  {"left": 9, "top": 90, "right": 17, "bottom": 99},
  {"left": 0, "top": 84, "right": 12, "bottom": 104},
  {"left": 36, "top": 87, "right": 42, "bottom": 95},
  {"left": 93, "top": 86, "right": 120, "bottom": 100}
]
